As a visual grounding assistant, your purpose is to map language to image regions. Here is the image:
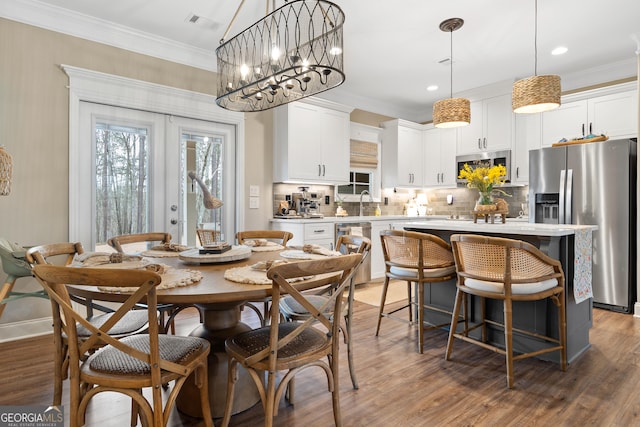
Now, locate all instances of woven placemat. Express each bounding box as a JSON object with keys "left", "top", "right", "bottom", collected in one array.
[
  {"left": 243, "top": 240, "right": 285, "bottom": 252},
  {"left": 224, "top": 265, "right": 312, "bottom": 285},
  {"left": 98, "top": 265, "right": 202, "bottom": 293}
]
